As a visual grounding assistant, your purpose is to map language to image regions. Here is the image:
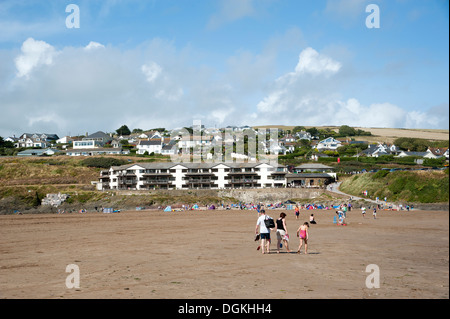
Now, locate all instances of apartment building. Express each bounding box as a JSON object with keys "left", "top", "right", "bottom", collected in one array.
[{"left": 98, "top": 162, "right": 289, "bottom": 191}]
